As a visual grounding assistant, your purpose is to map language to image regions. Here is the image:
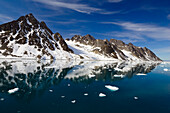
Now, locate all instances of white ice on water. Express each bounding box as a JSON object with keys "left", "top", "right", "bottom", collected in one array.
[
  {"left": 8, "top": 88, "right": 19, "bottom": 94},
  {"left": 105, "top": 85, "right": 119, "bottom": 91},
  {"left": 99, "top": 93, "right": 106, "bottom": 97}
]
